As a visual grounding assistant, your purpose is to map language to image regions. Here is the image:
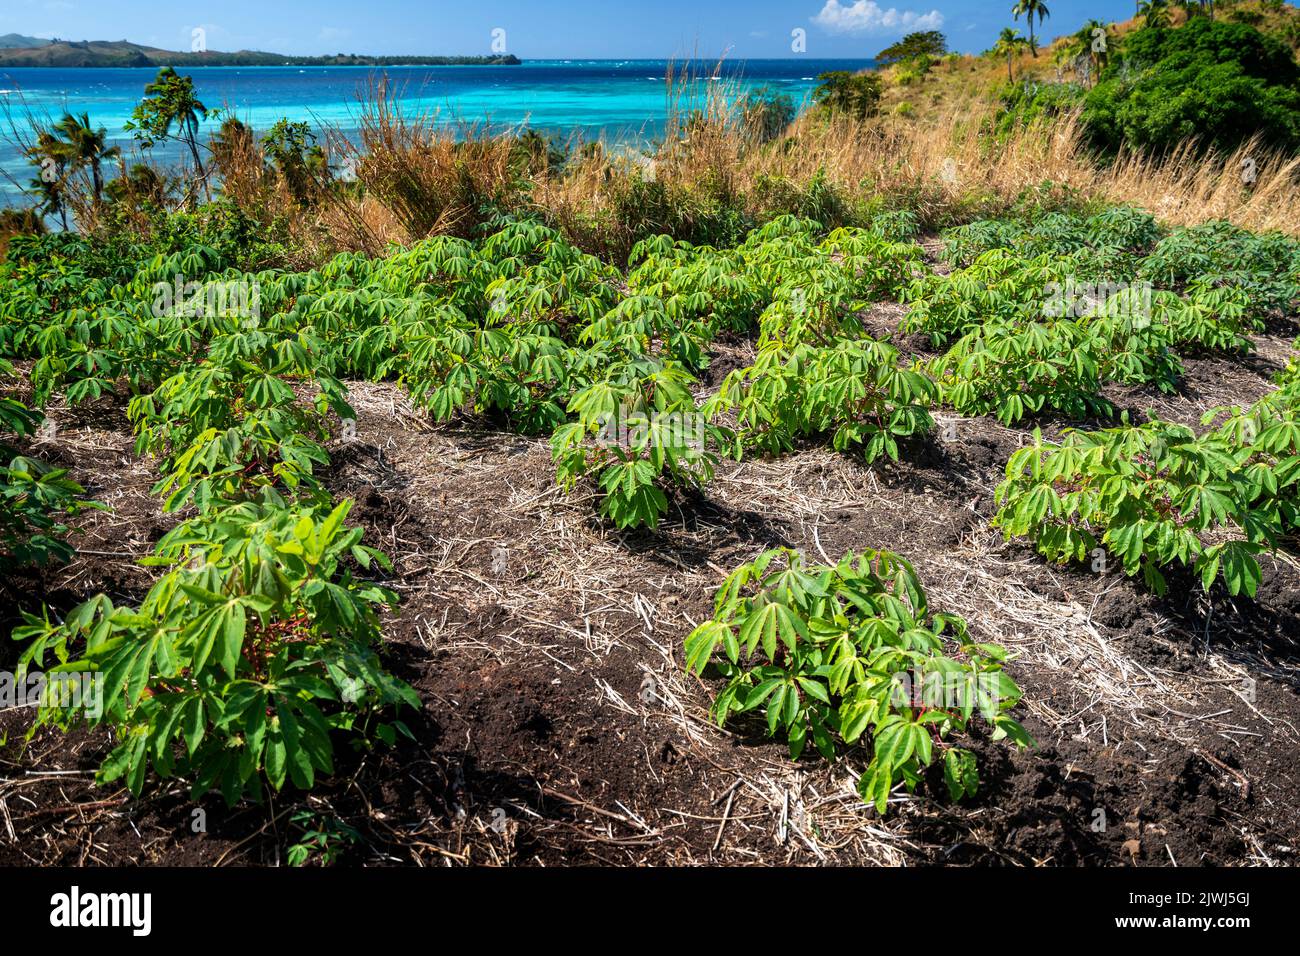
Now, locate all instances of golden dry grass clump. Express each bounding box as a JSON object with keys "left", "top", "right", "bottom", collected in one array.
[{"left": 306, "top": 65, "right": 1300, "bottom": 258}]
